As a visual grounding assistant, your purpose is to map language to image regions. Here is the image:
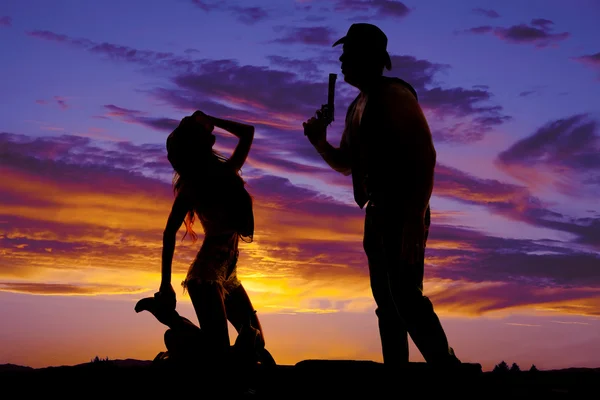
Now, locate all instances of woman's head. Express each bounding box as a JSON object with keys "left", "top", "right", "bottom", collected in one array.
[
  {"left": 167, "top": 114, "right": 217, "bottom": 175},
  {"left": 166, "top": 112, "right": 237, "bottom": 242}
]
